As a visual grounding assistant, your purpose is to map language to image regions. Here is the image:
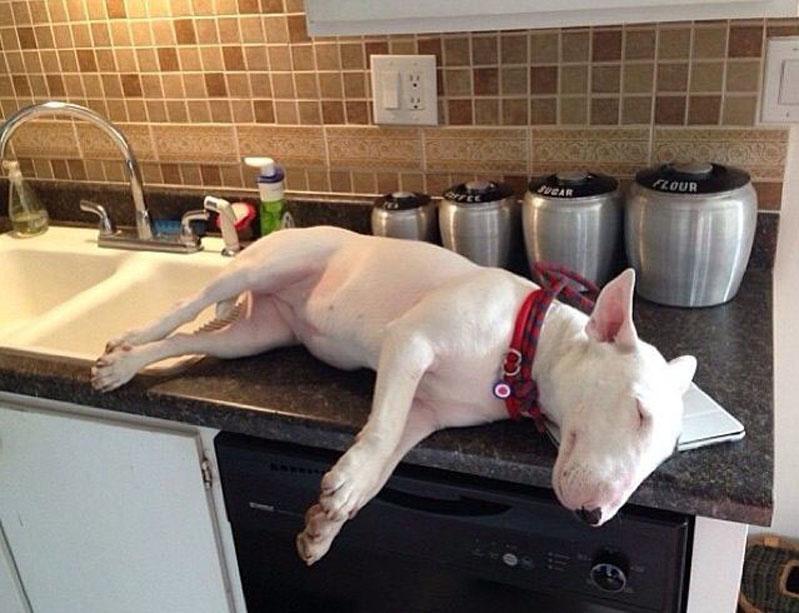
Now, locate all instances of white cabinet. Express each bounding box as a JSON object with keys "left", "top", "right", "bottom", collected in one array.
[
  {"left": 0, "top": 402, "right": 233, "bottom": 613},
  {"left": 306, "top": 0, "right": 798, "bottom": 36}
]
